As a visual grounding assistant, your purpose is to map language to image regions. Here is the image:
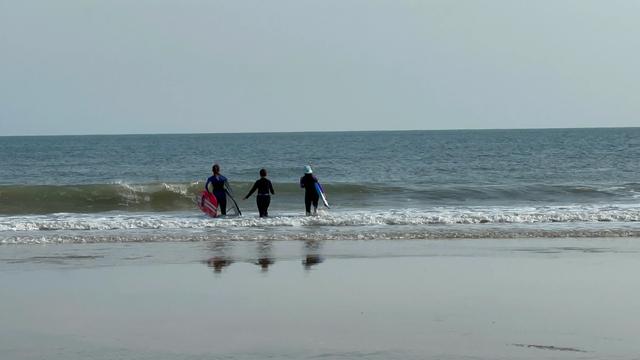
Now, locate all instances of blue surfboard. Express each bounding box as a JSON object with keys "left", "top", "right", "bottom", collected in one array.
[{"left": 315, "top": 182, "right": 330, "bottom": 208}]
